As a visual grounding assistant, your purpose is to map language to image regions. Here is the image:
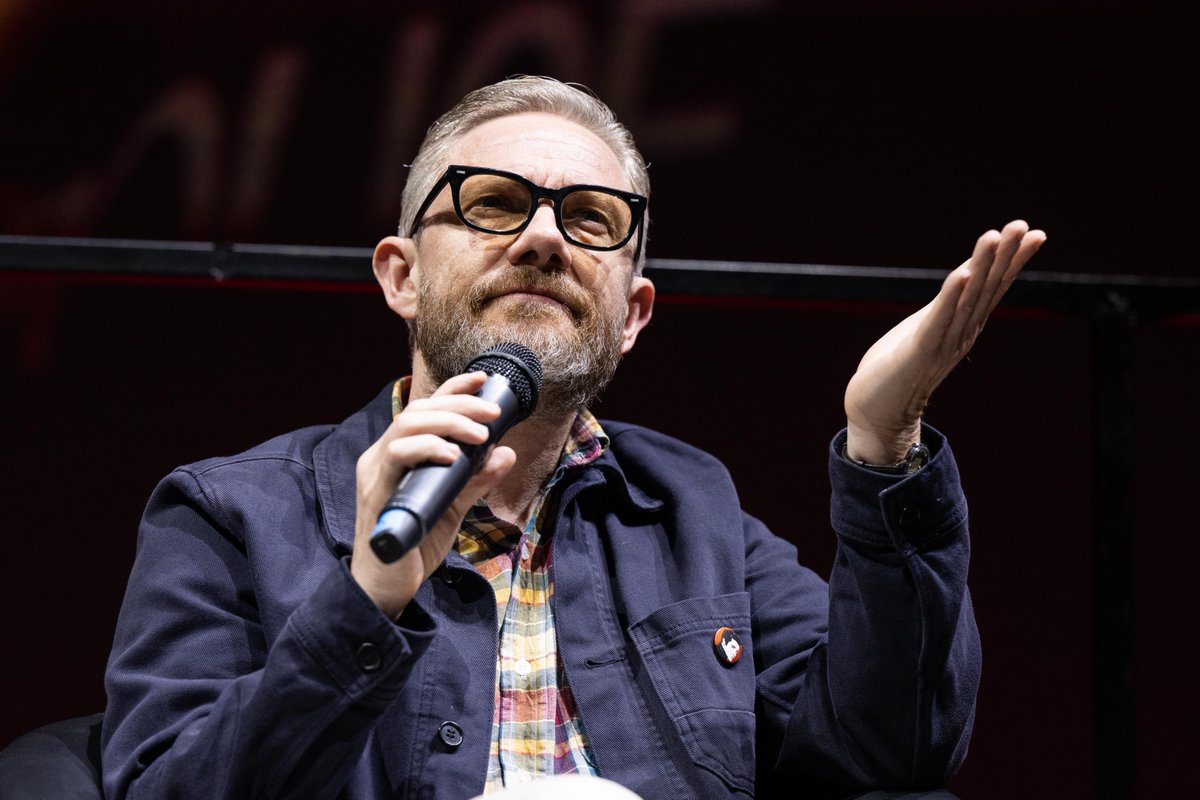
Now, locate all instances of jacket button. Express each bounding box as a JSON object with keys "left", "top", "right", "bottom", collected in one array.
[
  {"left": 436, "top": 565, "right": 462, "bottom": 585},
  {"left": 899, "top": 505, "right": 922, "bottom": 530},
  {"left": 438, "top": 721, "right": 464, "bottom": 748},
  {"left": 355, "top": 642, "right": 382, "bottom": 672}
]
